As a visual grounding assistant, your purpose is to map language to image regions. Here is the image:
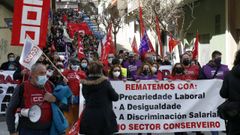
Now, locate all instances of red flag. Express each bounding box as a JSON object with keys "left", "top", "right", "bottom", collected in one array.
[
  {"left": 67, "top": 22, "right": 92, "bottom": 38},
  {"left": 139, "top": 1, "right": 145, "bottom": 38},
  {"left": 107, "top": 24, "right": 115, "bottom": 54},
  {"left": 155, "top": 16, "right": 163, "bottom": 57},
  {"left": 11, "top": 0, "right": 50, "bottom": 48},
  {"left": 101, "top": 25, "right": 113, "bottom": 65},
  {"left": 168, "top": 34, "right": 180, "bottom": 53},
  {"left": 77, "top": 36, "right": 85, "bottom": 59},
  {"left": 192, "top": 32, "right": 199, "bottom": 60},
  {"left": 131, "top": 36, "right": 138, "bottom": 54}
]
